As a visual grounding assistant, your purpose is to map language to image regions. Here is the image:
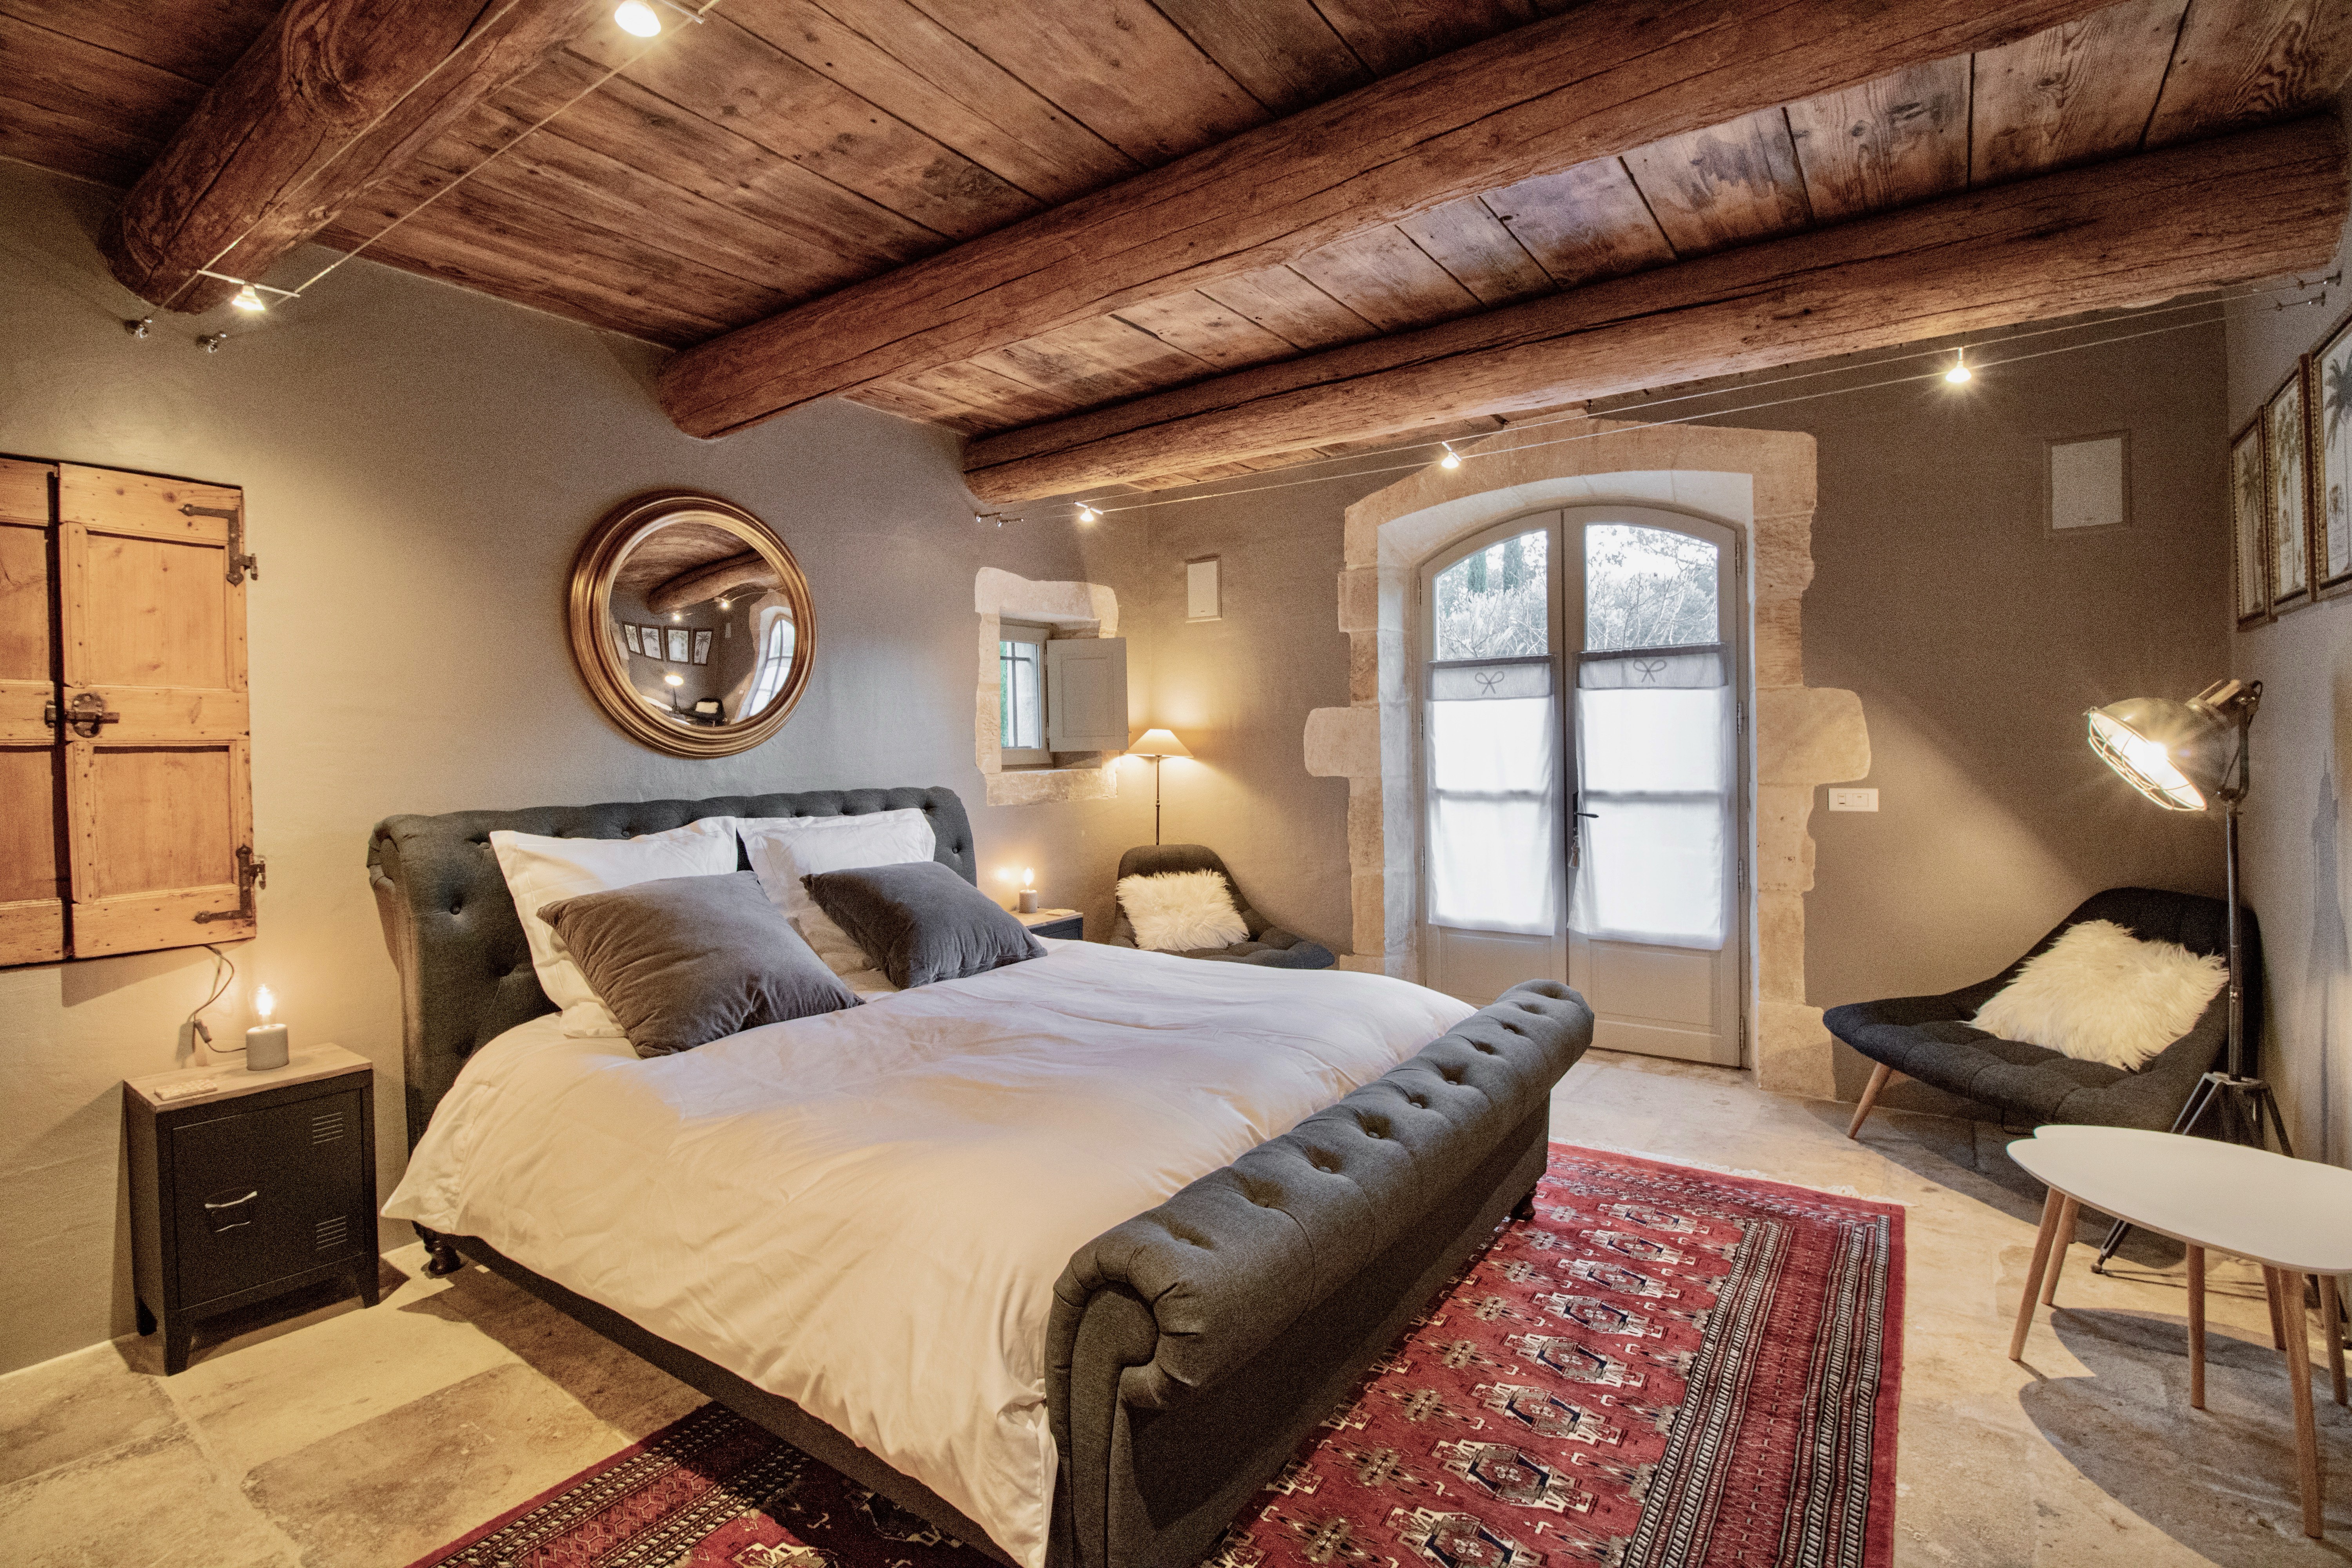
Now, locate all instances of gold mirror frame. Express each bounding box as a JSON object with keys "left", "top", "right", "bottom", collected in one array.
[{"left": 566, "top": 491, "right": 816, "bottom": 759}]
